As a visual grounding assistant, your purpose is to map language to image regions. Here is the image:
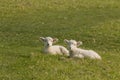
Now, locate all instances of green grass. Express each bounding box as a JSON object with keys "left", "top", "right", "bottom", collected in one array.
[{"left": 0, "top": 0, "right": 120, "bottom": 80}]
